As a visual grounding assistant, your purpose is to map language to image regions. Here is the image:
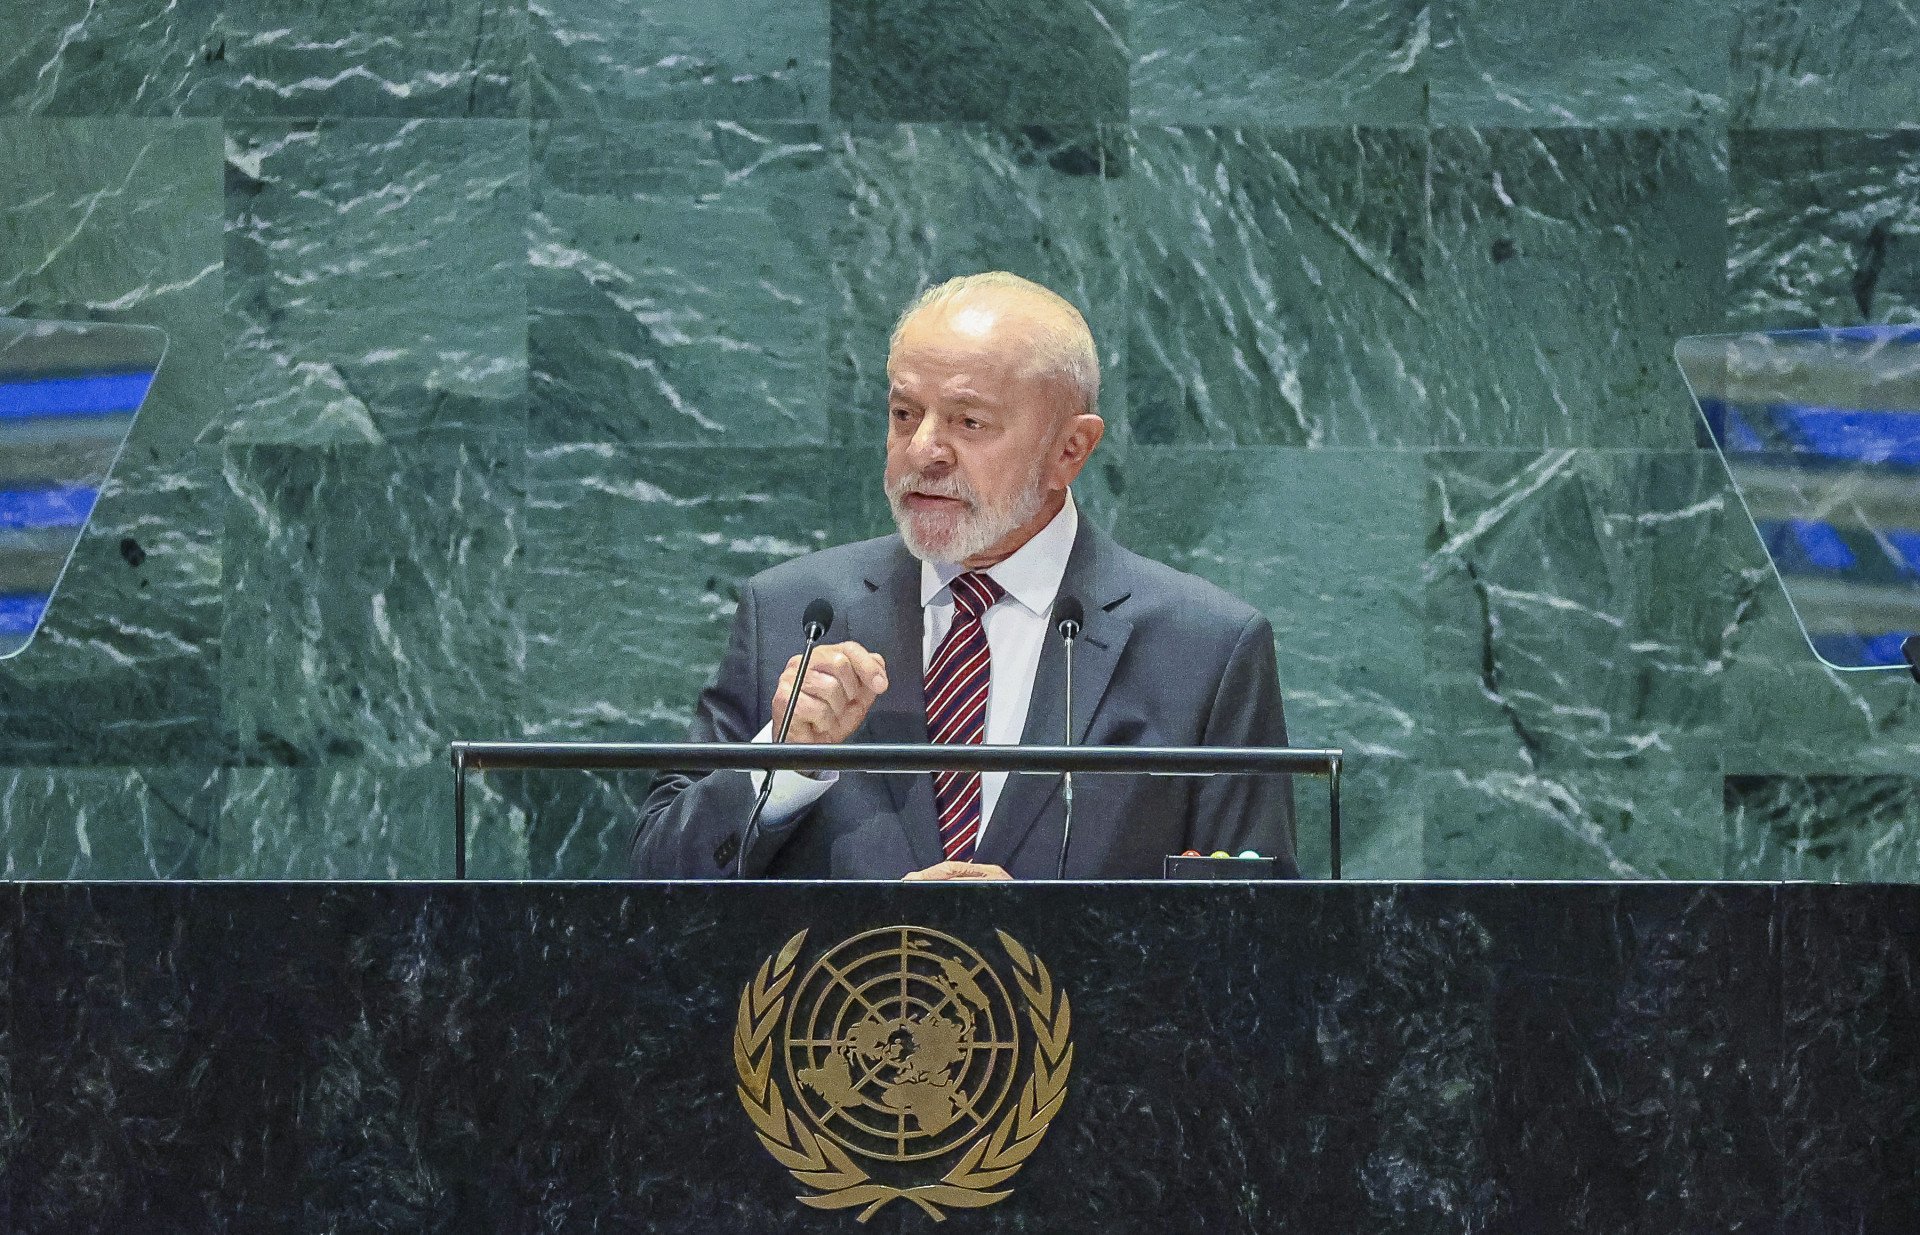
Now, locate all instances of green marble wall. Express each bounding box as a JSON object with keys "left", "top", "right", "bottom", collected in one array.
[{"left": 0, "top": 0, "right": 1915, "bottom": 880}]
